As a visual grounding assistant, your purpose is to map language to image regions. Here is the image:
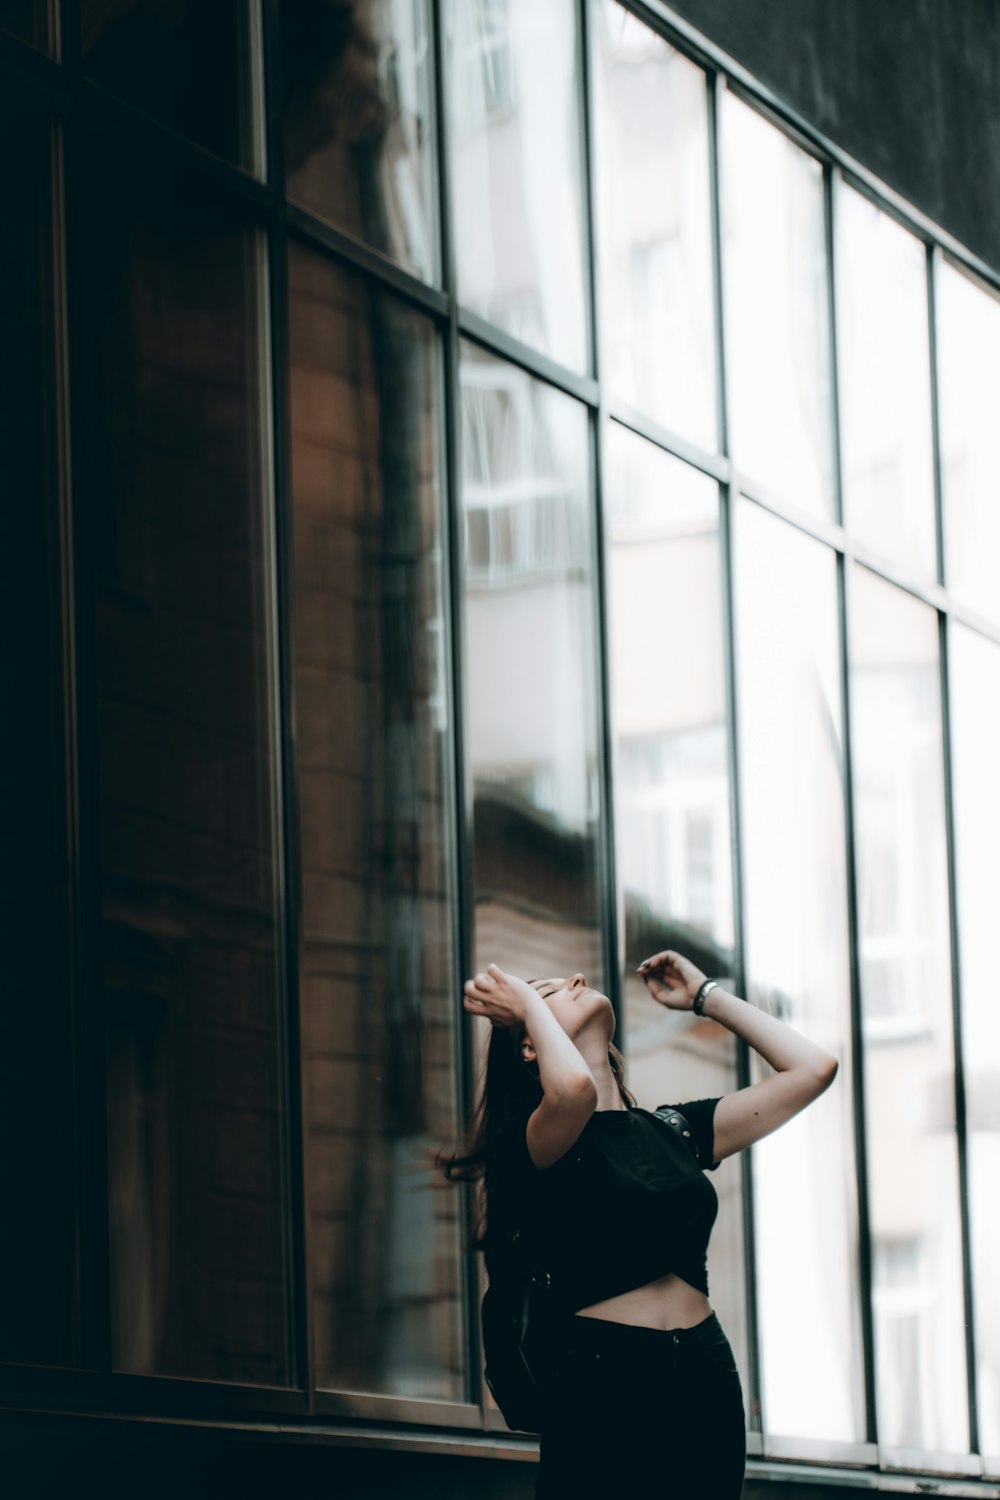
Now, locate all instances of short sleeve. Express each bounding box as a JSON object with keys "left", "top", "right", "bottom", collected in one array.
[{"left": 655, "top": 1095, "right": 723, "bottom": 1171}]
